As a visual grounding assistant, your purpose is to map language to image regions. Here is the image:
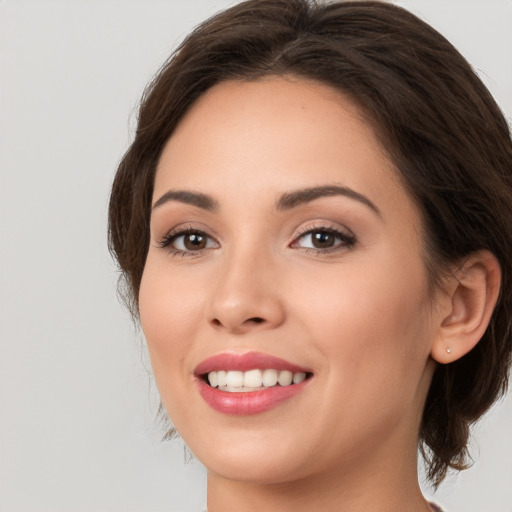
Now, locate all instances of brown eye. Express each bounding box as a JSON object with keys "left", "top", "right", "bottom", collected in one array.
[
  {"left": 311, "top": 231, "right": 336, "bottom": 248},
  {"left": 183, "top": 233, "right": 207, "bottom": 250},
  {"left": 160, "top": 229, "right": 219, "bottom": 253},
  {"left": 292, "top": 227, "right": 356, "bottom": 252}
]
